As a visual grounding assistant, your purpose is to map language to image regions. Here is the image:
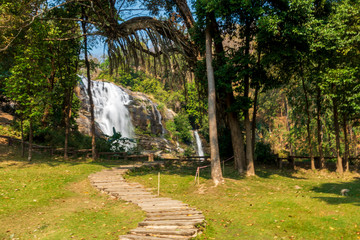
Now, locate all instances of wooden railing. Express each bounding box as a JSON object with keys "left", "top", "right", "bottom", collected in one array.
[
  {"left": 1, "top": 135, "right": 209, "bottom": 163},
  {"left": 276, "top": 155, "right": 360, "bottom": 169}
]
